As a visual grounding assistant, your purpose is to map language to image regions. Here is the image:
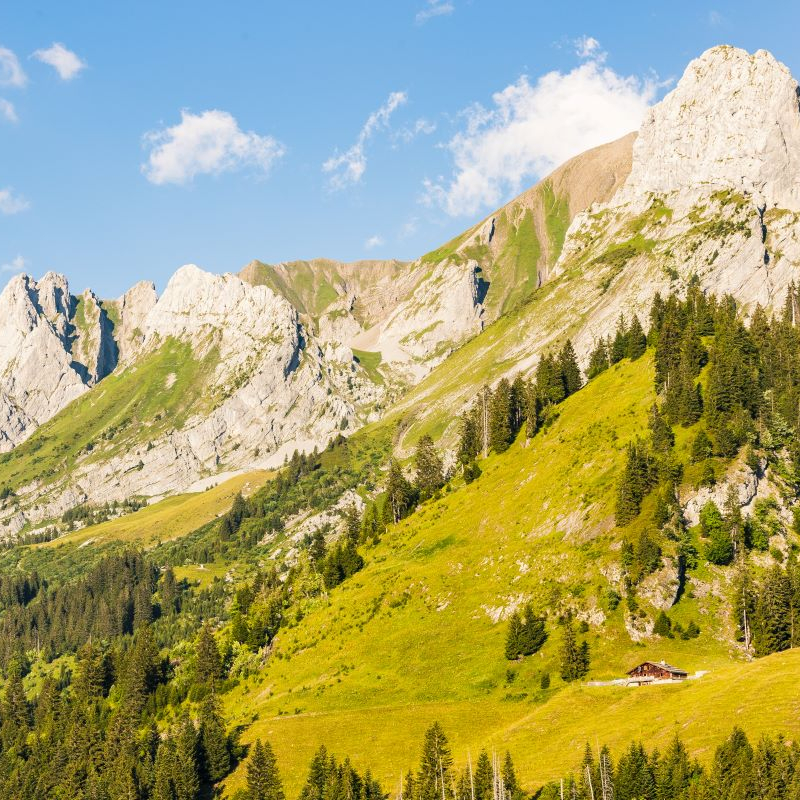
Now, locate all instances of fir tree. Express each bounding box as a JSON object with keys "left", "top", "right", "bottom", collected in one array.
[
  {"left": 691, "top": 429, "right": 713, "bottom": 463},
  {"left": 247, "top": 739, "right": 285, "bottom": 800},
  {"left": 489, "top": 379, "right": 513, "bottom": 453},
  {"left": 415, "top": 435, "right": 445, "bottom": 501},
  {"left": 199, "top": 696, "right": 230, "bottom": 784},
  {"left": 587, "top": 338, "right": 610, "bottom": 379},
  {"left": 196, "top": 623, "right": 223, "bottom": 686},
  {"left": 559, "top": 622, "right": 589, "bottom": 682},
  {"left": 626, "top": 315, "right": 647, "bottom": 360},
  {"left": 417, "top": 723, "right": 454, "bottom": 800},
  {"left": 559, "top": 340, "right": 582, "bottom": 397},
  {"left": 385, "top": 459, "right": 416, "bottom": 523}
]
